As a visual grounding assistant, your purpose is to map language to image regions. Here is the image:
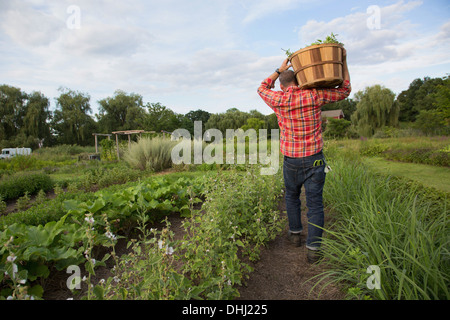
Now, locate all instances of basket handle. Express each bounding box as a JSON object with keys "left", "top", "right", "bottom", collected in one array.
[{"left": 294, "top": 61, "right": 343, "bottom": 74}]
